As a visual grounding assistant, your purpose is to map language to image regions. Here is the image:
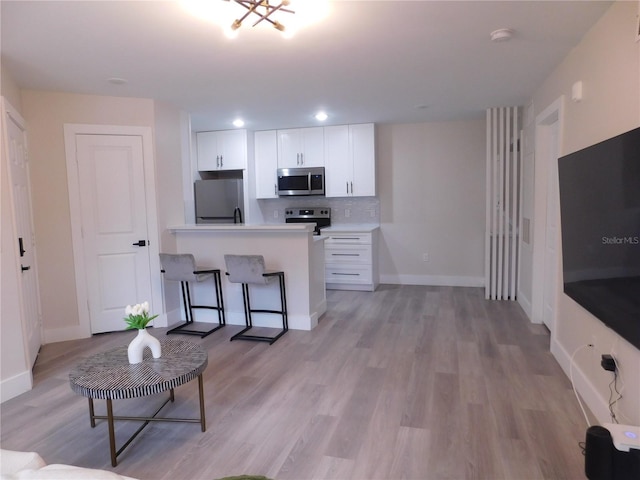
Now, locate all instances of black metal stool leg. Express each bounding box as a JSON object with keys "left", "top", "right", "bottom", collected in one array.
[
  {"left": 214, "top": 271, "right": 226, "bottom": 326},
  {"left": 229, "top": 273, "right": 288, "bottom": 345},
  {"left": 167, "top": 272, "right": 226, "bottom": 338}
]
